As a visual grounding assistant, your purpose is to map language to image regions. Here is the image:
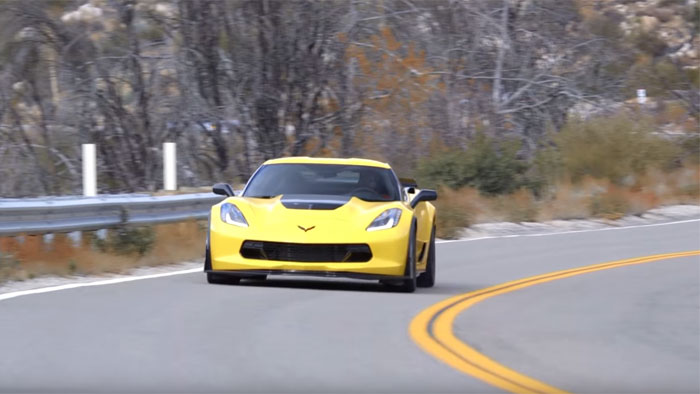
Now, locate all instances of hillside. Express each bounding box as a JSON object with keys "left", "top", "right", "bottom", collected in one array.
[{"left": 0, "top": 0, "right": 697, "bottom": 198}]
